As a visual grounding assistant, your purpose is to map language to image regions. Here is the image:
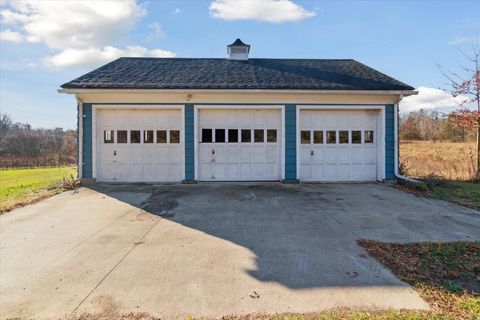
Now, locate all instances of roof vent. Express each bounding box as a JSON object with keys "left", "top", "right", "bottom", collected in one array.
[{"left": 227, "top": 39, "right": 250, "bottom": 60}]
